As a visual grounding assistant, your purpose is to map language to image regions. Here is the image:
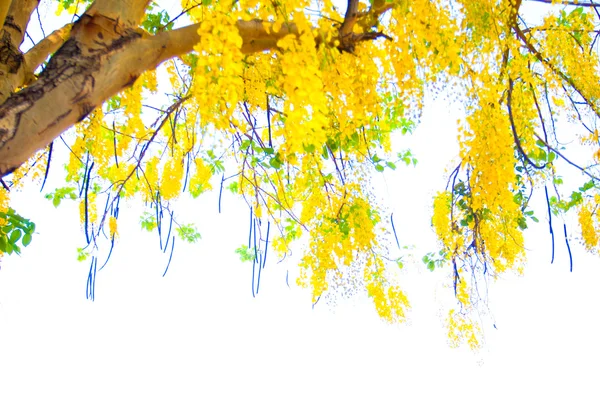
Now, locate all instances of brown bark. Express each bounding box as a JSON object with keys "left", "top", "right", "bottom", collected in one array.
[
  {"left": 88, "top": 0, "right": 151, "bottom": 27},
  {"left": 0, "top": 0, "right": 40, "bottom": 104},
  {"left": 23, "top": 23, "right": 72, "bottom": 81},
  {"left": 0, "top": 0, "right": 11, "bottom": 32}
]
